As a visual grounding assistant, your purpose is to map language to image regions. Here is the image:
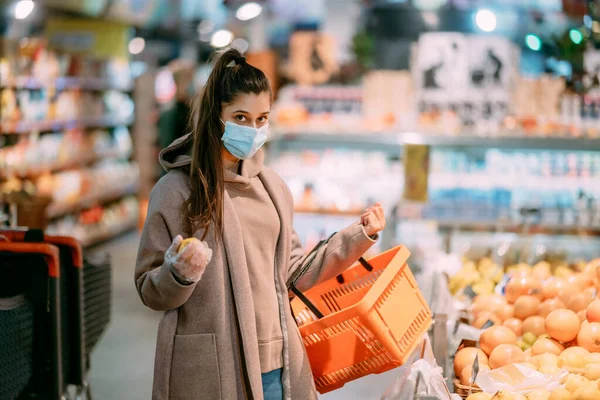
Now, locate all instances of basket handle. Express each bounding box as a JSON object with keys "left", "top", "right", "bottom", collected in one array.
[{"left": 289, "top": 232, "right": 375, "bottom": 320}]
